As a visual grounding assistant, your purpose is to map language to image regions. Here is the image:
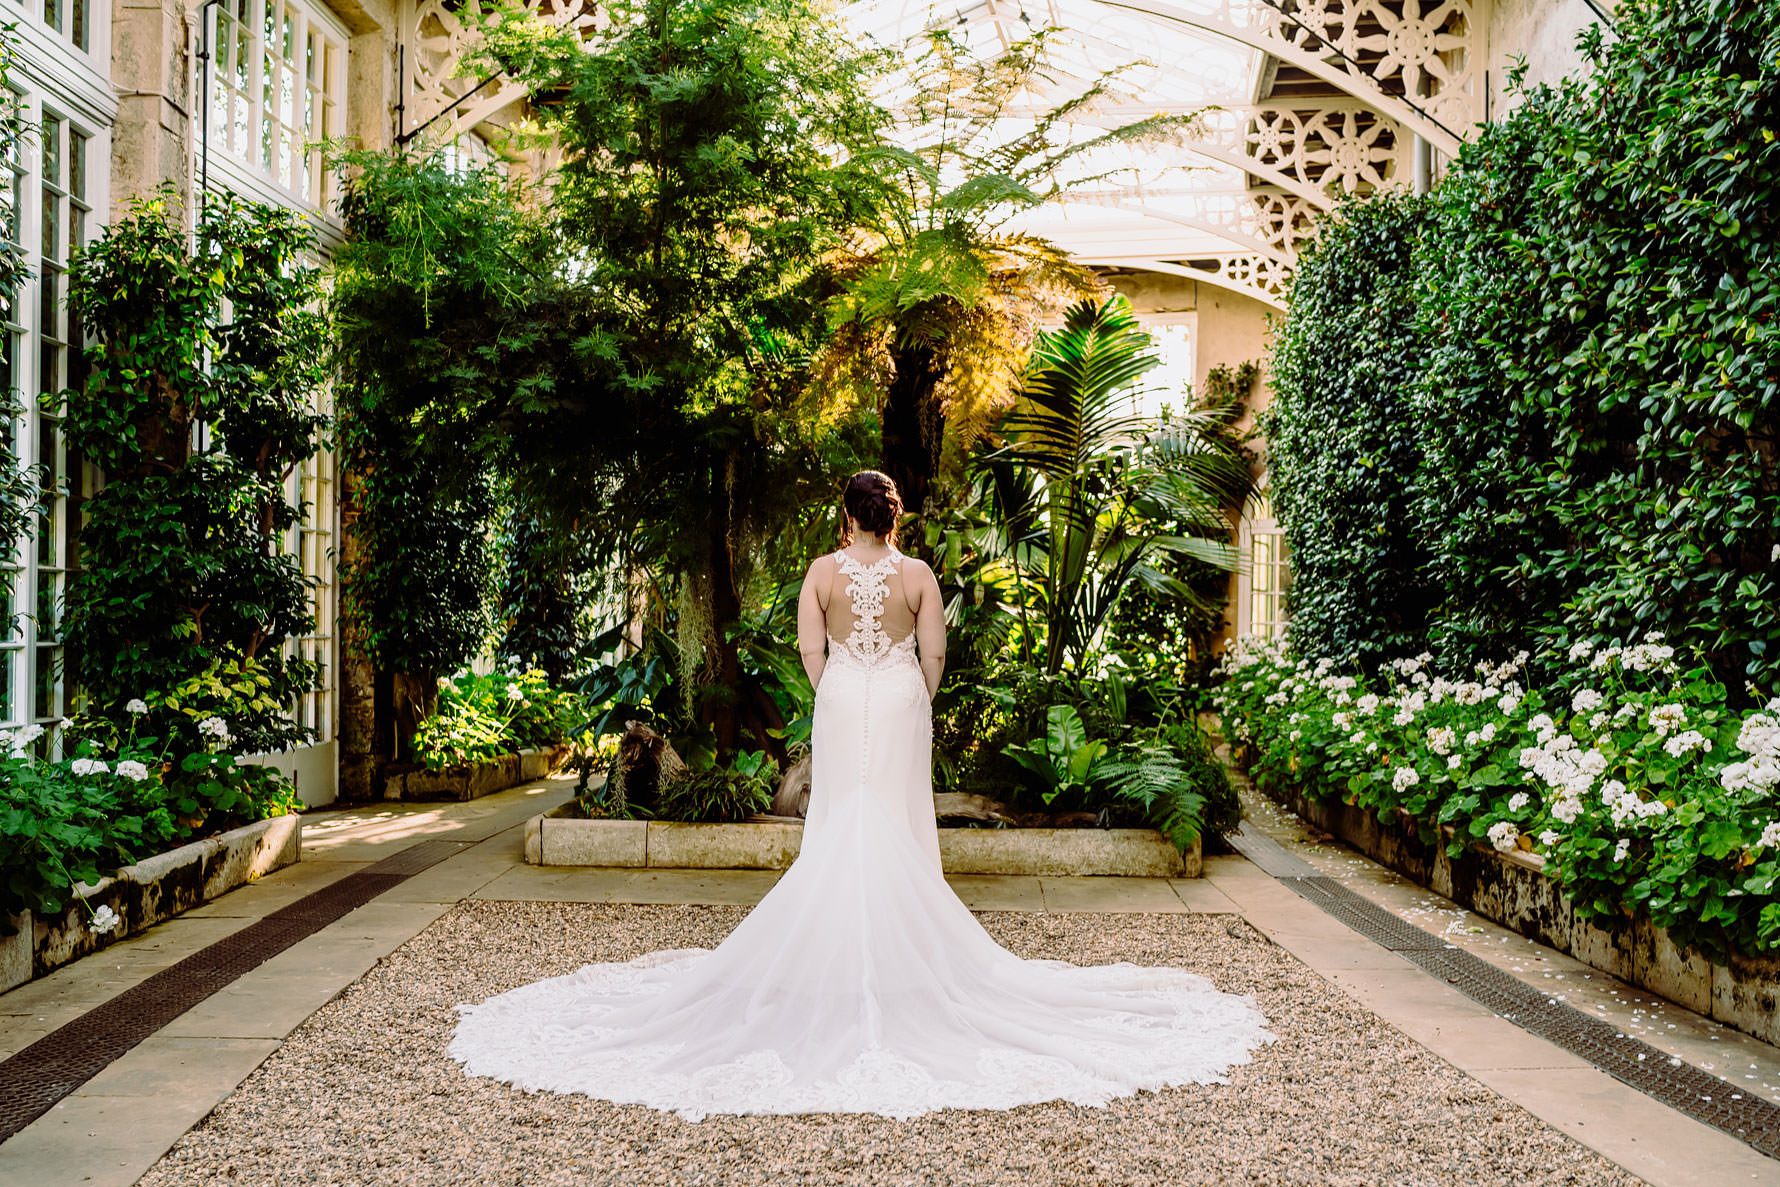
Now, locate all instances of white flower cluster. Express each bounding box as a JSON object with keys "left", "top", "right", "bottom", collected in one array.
[
  {"left": 1613, "top": 838, "right": 1632, "bottom": 862},
  {"left": 1647, "top": 703, "right": 1687, "bottom": 736},
  {"left": 1507, "top": 791, "right": 1532, "bottom": 814},
  {"left": 1762, "top": 821, "right": 1780, "bottom": 850},
  {"left": 1355, "top": 693, "right": 1381, "bottom": 717},
  {"left": 116, "top": 760, "right": 151, "bottom": 782},
  {"left": 1517, "top": 732, "right": 1607, "bottom": 798},
  {"left": 1601, "top": 779, "right": 1666, "bottom": 825},
  {"left": 1538, "top": 829, "right": 1562, "bottom": 848},
  {"left": 1662, "top": 730, "right": 1712, "bottom": 759},
  {"left": 125, "top": 698, "right": 149, "bottom": 715},
  {"left": 1427, "top": 726, "right": 1456, "bottom": 756},
  {"left": 1463, "top": 722, "right": 1499, "bottom": 748},
  {"left": 198, "top": 716, "right": 234, "bottom": 746},
  {"left": 88, "top": 905, "right": 121, "bottom": 936},
  {"left": 1721, "top": 712, "right": 1780, "bottom": 793},
  {"left": 1590, "top": 632, "right": 1676, "bottom": 674},
  {"left": 1488, "top": 821, "right": 1520, "bottom": 852},
  {"left": 9, "top": 722, "right": 44, "bottom": 755},
  {"left": 1392, "top": 767, "right": 1420, "bottom": 791},
  {"left": 70, "top": 758, "right": 109, "bottom": 777},
  {"left": 1571, "top": 688, "right": 1604, "bottom": 714}
]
